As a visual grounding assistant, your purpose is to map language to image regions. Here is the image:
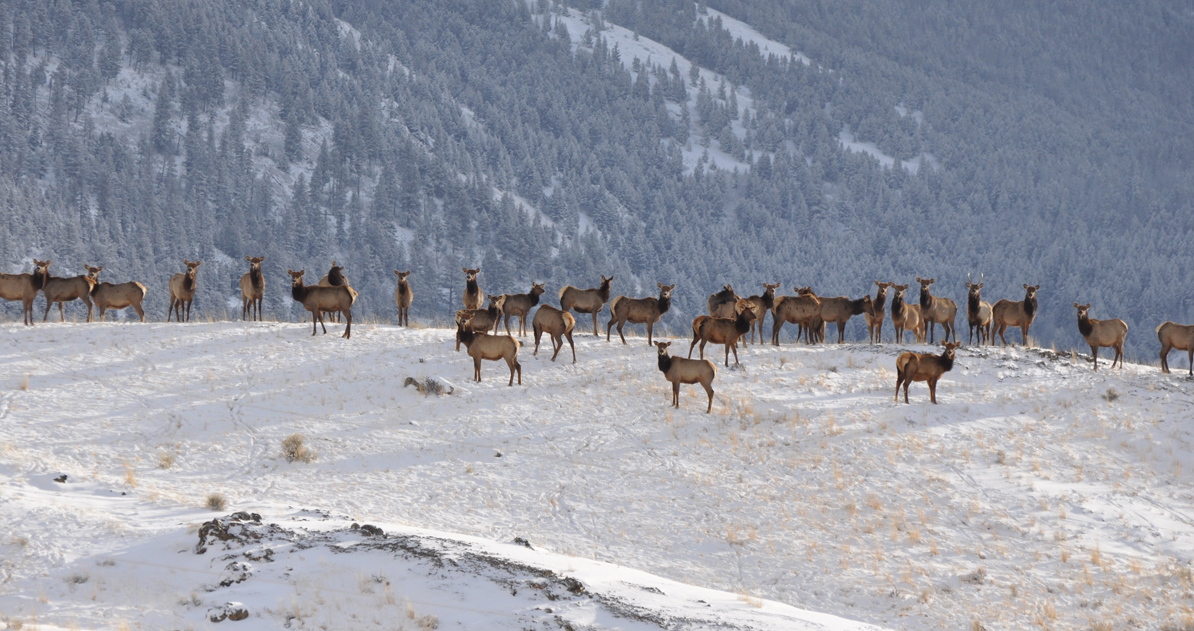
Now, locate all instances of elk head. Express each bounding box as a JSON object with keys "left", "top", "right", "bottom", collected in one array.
[
  {"left": 395, "top": 270, "right": 412, "bottom": 281},
  {"left": 965, "top": 273, "right": 984, "bottom": 299},
  {"left": 1023, "top": 284, "right": 1040, "bottom": 299},
  {"left": 245, "top": 255, "right": 265, "bottom": 269},
  {"left": 463, "top": 267, "right": 480, "bottom": 281},
  {"left": 657, "top": 283, "right": 675, "bottom": 299},
  {"left": 916, "top": 277, "right": 935, "bottom": 291},
  {"left": 287, "top": 269, "right": 306, "bottom": 286},
  {"left": 530, "top": 282, "right": 546, "bottom": 297},
  {"left": 86, "top": 265, "right": 103, "bottom": 281}
]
